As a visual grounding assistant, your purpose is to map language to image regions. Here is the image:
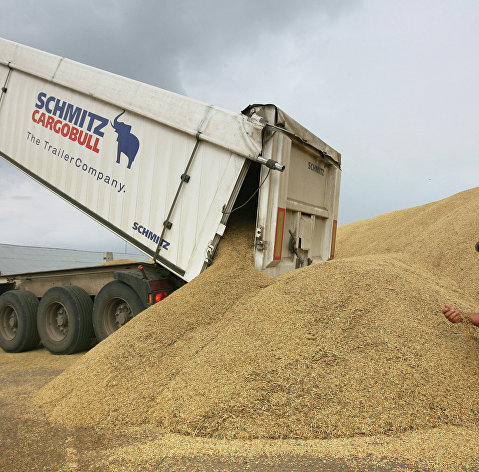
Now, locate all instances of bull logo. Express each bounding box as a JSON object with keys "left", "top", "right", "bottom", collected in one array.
[{"left": 111, "top": 110, "right": 139, "bottom": 169}]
